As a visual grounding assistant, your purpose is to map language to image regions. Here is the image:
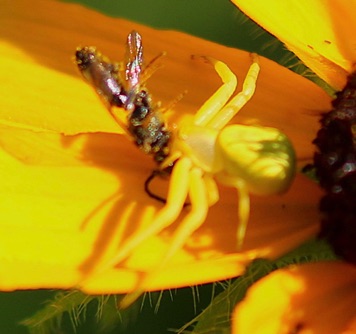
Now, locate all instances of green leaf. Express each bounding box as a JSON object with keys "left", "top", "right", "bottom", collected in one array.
[{"left": 179, "top": 239, "right": 337, "bottom": 334}]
